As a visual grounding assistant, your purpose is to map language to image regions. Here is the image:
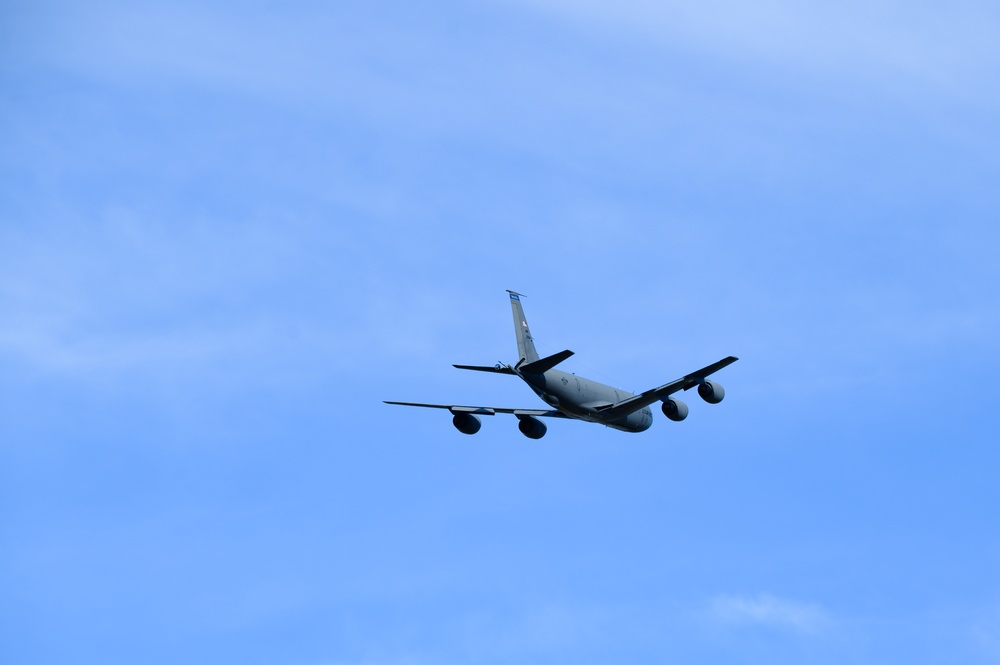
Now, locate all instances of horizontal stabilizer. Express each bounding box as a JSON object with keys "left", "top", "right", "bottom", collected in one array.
[
  {"left": 518, "top": 349, "right": 574, "bottom": 374},
  {"left": 453, "top": 364, "right": 516, "bottom": 375}
]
